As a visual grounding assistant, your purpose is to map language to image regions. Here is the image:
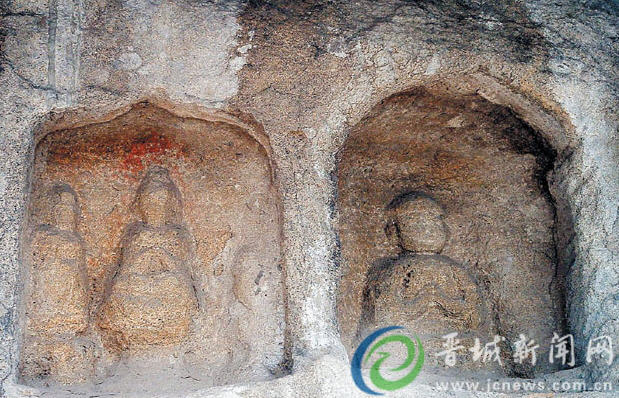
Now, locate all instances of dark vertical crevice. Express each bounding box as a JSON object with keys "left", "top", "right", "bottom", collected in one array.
[{"left": 47, "top": 0, "right": 58, "bottom": 92}]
